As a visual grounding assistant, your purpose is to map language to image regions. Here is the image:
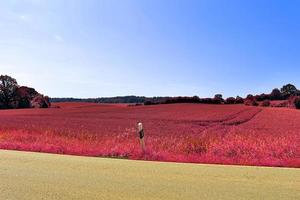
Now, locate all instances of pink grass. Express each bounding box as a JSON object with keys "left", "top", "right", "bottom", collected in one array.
[{"left": 0, "top": 103, "right": 299, "bottom": 168}]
